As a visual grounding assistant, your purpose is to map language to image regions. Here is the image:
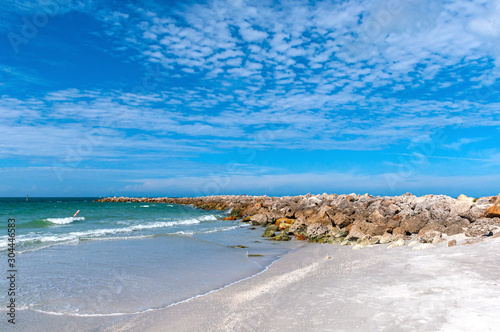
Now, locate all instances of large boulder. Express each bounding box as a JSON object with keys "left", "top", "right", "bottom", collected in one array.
[
  {"left": 354, "top": 220, "right": 386, "bottom": 236},
  {"left": 306, "top": 224, "right": 330, "bottom": 238},
  {"left": 444, "top": 224, "right": 464, "bottom": 236},
  {"left": 485, "top": 196, "right": 500, "bottom": 217},
  {"left": 250, "top": 214, "right": 268, "bottom": 225},
  {"left": 345, "top": 224, "right": 365, "bottom": 241},
  {"left": 331, "top": 213, "right": 352, "bottom": 228},
  {"left": 400, "top": 210, "right": 430, "bottom": 234},
  {"left": 485, "top": 205, "right": 500, "bottom": 218}
]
